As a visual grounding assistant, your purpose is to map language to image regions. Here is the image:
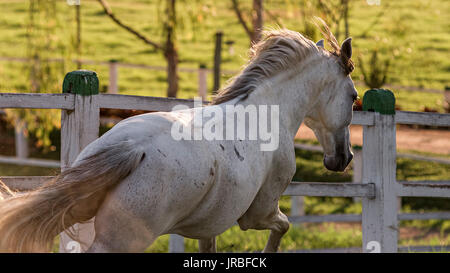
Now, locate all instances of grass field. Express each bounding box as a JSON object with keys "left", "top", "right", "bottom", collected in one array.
[
  {"left": 0, "top": 0, "right": 448, "bottom": 252},
  {"left": 0, "top": 0, "right": 449, "bottom": 112}
]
